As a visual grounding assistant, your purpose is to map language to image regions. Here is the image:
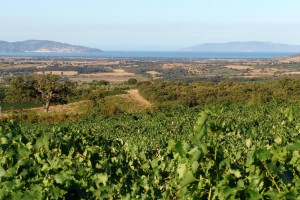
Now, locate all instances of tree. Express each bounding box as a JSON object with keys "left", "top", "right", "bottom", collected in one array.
[
  {"left": 127, "top": 78, "right": 138, "bottom": 85},
  {"left": 4, "top": 76, "right": 37, "bottom": 103},
  {"left": 6, "top": 74, "right": 74, "bottom": 112},
  {"left": 33, "top": 74, "right": 74, "bottom": 112}
]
